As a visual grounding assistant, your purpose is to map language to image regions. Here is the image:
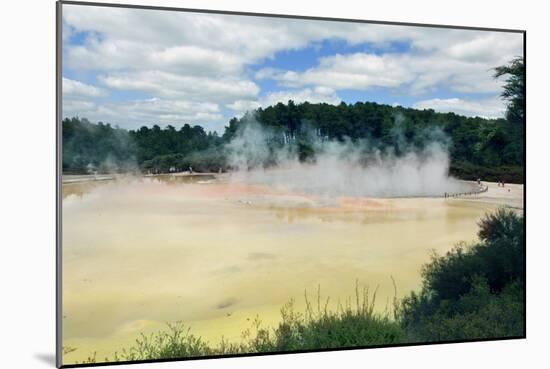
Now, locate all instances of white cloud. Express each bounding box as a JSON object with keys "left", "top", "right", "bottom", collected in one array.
[
  {"left": 256, "top": 45, "right": 518, "bottom": 95},
  {"left": 443, "top": 33, "right": 523, "bottom": 63},
  {"left": 63, "top": 5, "right": 522, "bottom": 87},
  {"left": 258, "top": 53, "right": 413, "bottom": 90},
  {"left": 149, "top": 46, "right": 243, "bottom": 76},
  {"left": 226, "top": 87, "right": 341, "bottom": 117},
  {"left": 62, "top": 4, "right": 523, "bottom": 129},
  {"left": 98, "top": 71, "right": 259, "bottom": 103},
  {"left": 413, "top": 97, "right": 506, "bottom": 118},
  {"left": 63, "top": 100, "right": 97, "bottom": 114},
  {"left": 63, "top": 77, "right": 106, "bottom": 98},
  {"left": 226, "top": 100, "right": 262, "bottom": 113},
  {"left": 63, "top": 97, "right": 225, "bottom": 131},
  {"left": 62, "top": 6, "right": 417, "bottom": 72},
  {"left": 68, "top": 39, "right": 244, "bottom": 77}
]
